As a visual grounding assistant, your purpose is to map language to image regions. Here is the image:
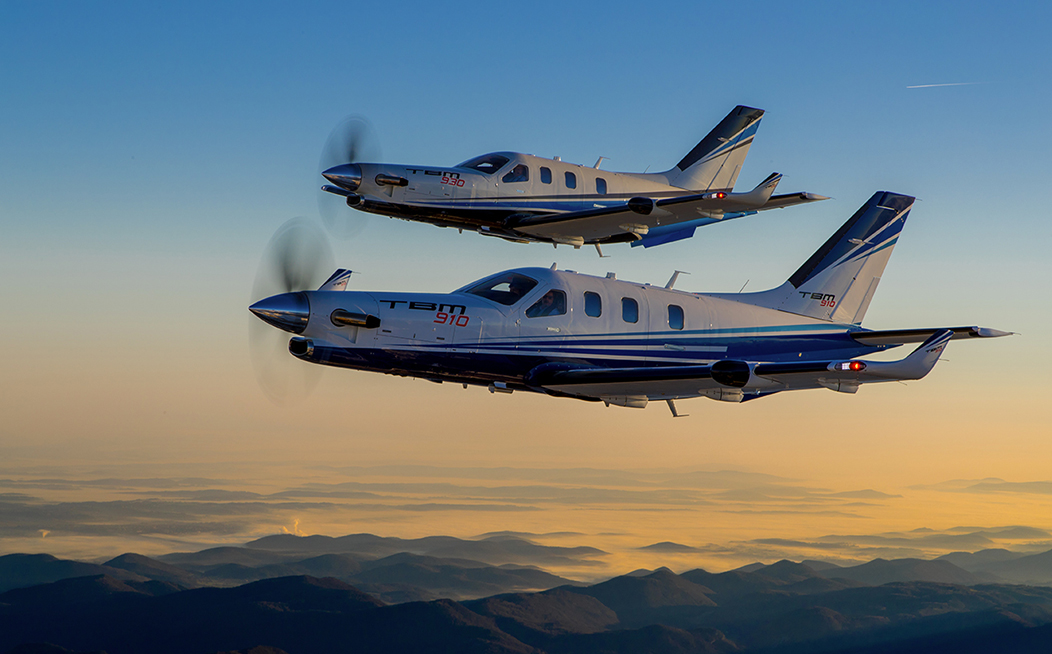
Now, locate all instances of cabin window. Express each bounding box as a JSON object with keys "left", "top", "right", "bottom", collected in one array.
[
  {"left": 596, "top": 177, "right": 607, "bottom": 195},
  {"left": 565, "top": 171, "right": 577, "bottom": 189},
  {"left": 525, "top": 289, "right": 567, "bottom": 318},
  {"left": 668, "top": 304, "right": 684, "bottom": 330},
  {"left": 502, "top": 164, "right": 529, "bottom": 183},
  {"left": 457, "top": 153, "right": 510, "bottom": 175},
  {"left": 540, "top": 167, "right": 552, "bottom": 184},
  {"left": 464, "top": 272, "right": 538, "bottom": 305},
  {"left": 584, "top": 291, "right": 601, "bottom": 317},
  {"left": 622, "top": 297, "right": 638, "bottom": 323}
]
